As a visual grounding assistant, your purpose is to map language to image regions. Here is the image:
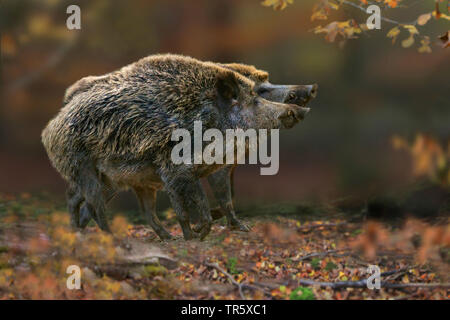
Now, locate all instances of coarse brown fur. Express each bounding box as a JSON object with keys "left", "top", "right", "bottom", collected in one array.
[{"left": 220, "top": 63, "right": 269, "bottom": 84}]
